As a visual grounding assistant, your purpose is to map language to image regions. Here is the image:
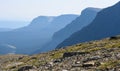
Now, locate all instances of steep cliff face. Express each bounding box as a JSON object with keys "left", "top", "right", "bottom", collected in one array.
[{"left": 57, "top": 2, "right": 120, "bottom": 48}]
